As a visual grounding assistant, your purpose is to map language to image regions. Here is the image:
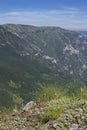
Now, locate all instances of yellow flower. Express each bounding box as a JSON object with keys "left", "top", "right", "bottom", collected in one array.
[
  {"left": 80, "top": 87, "right": 84, "bottom": 92},
  {"left": 28, "top": 109, "right": 34, "bottom": 114},
  {"left": 13, "top": 108, "right": 18, "bottom": 113}
]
